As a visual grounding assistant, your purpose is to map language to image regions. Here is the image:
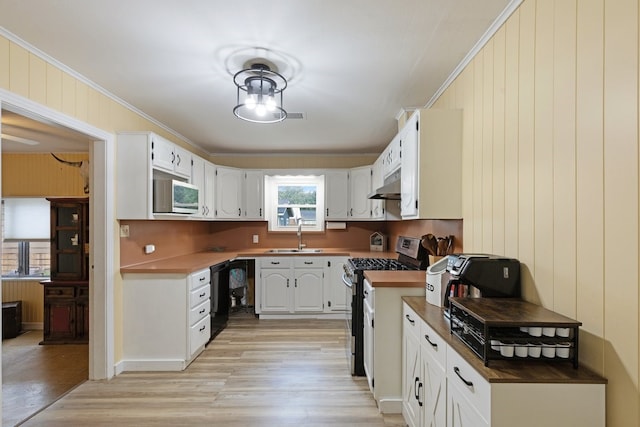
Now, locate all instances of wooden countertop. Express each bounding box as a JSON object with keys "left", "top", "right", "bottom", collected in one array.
[
  {"left": 120, "top": 249, "right": 398, "bottom": 274},
  {"left": 402, "top": 296, "right": 607, "bottom": 385},
  {"left": 363, "top": 270, "right": 425, "bottom": 288}
]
